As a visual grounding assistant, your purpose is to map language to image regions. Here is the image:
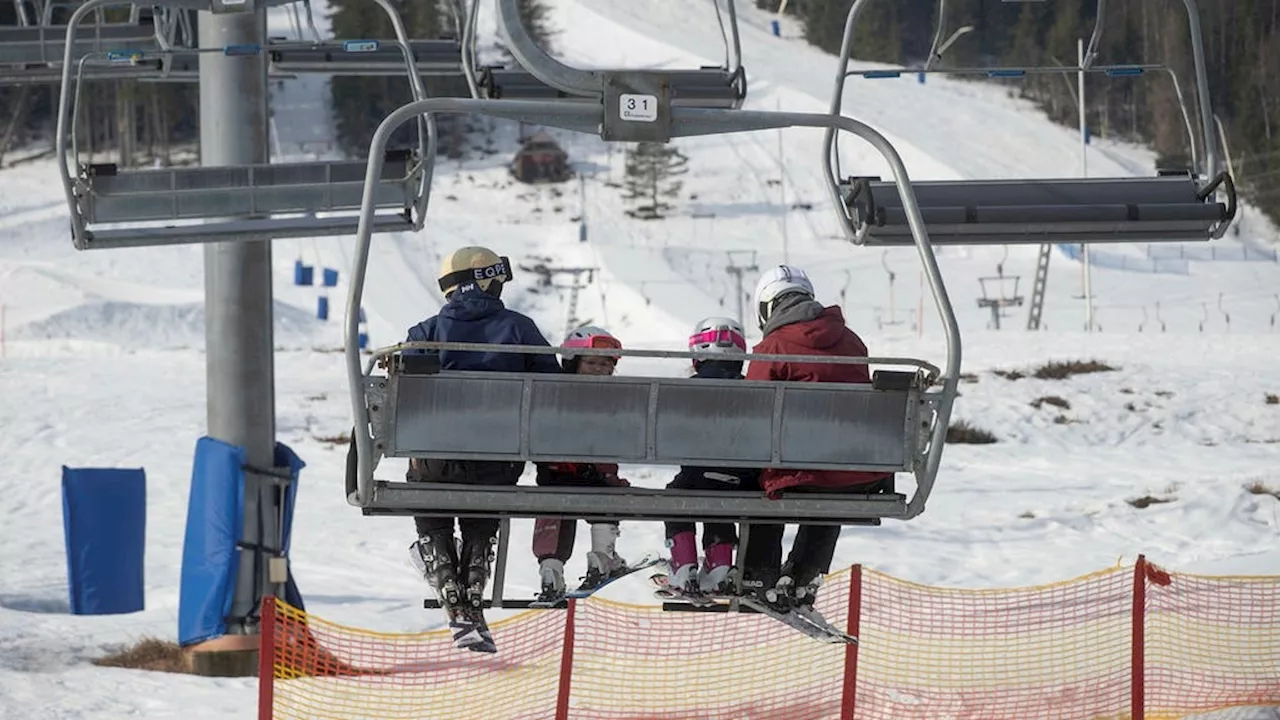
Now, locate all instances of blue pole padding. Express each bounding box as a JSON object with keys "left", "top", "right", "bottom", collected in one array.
[
  {"left": 317, "top": 295, "right": 329, "bottom": 321},
  {"left": 177, "top": 437, "right": 307, "bottom": 646},
  {"left": 322, "top": 268, "right": 339, "bottom": 287},
  {"left": 770, "top": 19, "right": 780, "bottom": 36},
  {"left": 61, "top": 467, "right": 147, "bottom": 615},
  {"left": 293, "top": 260, "right": 313, "bottom": 286}
]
